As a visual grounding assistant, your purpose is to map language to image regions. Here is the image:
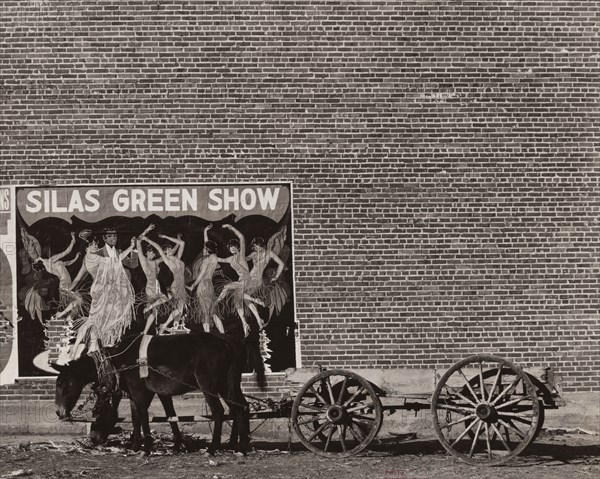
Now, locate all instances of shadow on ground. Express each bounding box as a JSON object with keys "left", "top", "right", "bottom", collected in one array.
[{"left": 252, "top": 432, "right": 600, "bottom": 466}]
